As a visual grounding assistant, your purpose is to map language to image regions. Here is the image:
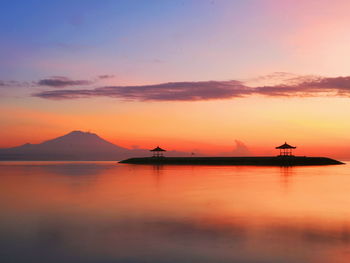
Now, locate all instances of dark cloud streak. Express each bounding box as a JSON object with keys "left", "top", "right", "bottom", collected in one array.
[
  {"left": 0, "top": 80, "right": 33, "bottom": 88},
  {"left": 256, "top": 76, "right": 350, "bottom": 97},
  {"left": 37, "top": 76, "right": 92, "bottom": 87},
  {"left": 98, "top": 74, "right": 115, "bottom": 79},
  {"left": 34, "top": 80, "right": 251, "bottom": 101},
  {"left": 32, "top": 76, "right": 350, "bottom": 101}
]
